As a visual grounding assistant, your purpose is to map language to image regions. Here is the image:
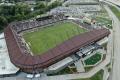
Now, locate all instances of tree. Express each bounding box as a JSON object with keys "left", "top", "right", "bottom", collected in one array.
[
  {"left": 34, "top": 2, "right": 46, "bottom": 10},
  {"left": 0, "top": 5, "right": 15, "bottom": 16},
  {"left": 0, "top": 16, "right": 8, "bottom": 30},
  {"left": 0, "top": 0, "right": 2, "bottom": 3},
  {"left": 47, "top": 1, "right": 62, "bottom": 10},
  {"left": 0, "top": 0, "right": 63, "bottom": 31},
  {"left": 15, "top": 3, "right": 31, "bottom": 16}
]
